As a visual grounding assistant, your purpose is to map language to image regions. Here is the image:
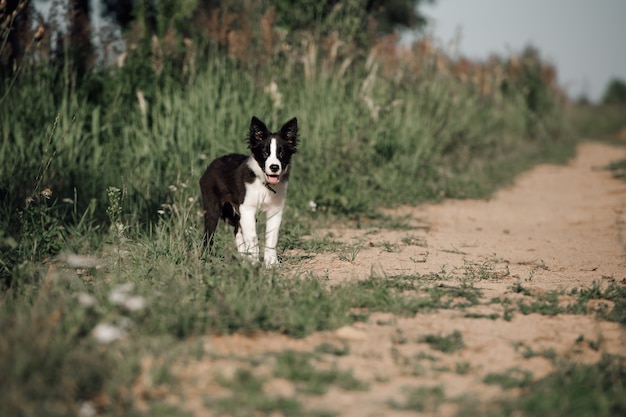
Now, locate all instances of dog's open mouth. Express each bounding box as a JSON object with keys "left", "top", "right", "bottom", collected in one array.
[{"left": 266, "top": 174, "right": 280, "bottom": 184}]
